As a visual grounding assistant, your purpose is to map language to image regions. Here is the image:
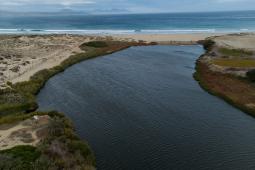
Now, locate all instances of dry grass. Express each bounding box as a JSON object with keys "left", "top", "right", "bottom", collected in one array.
[
  {"left": 219, "top": 47, "right": 253, "bottom": 57},
  {"left": 213, "top": 58, "right": 255, "bottom": 67}
]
